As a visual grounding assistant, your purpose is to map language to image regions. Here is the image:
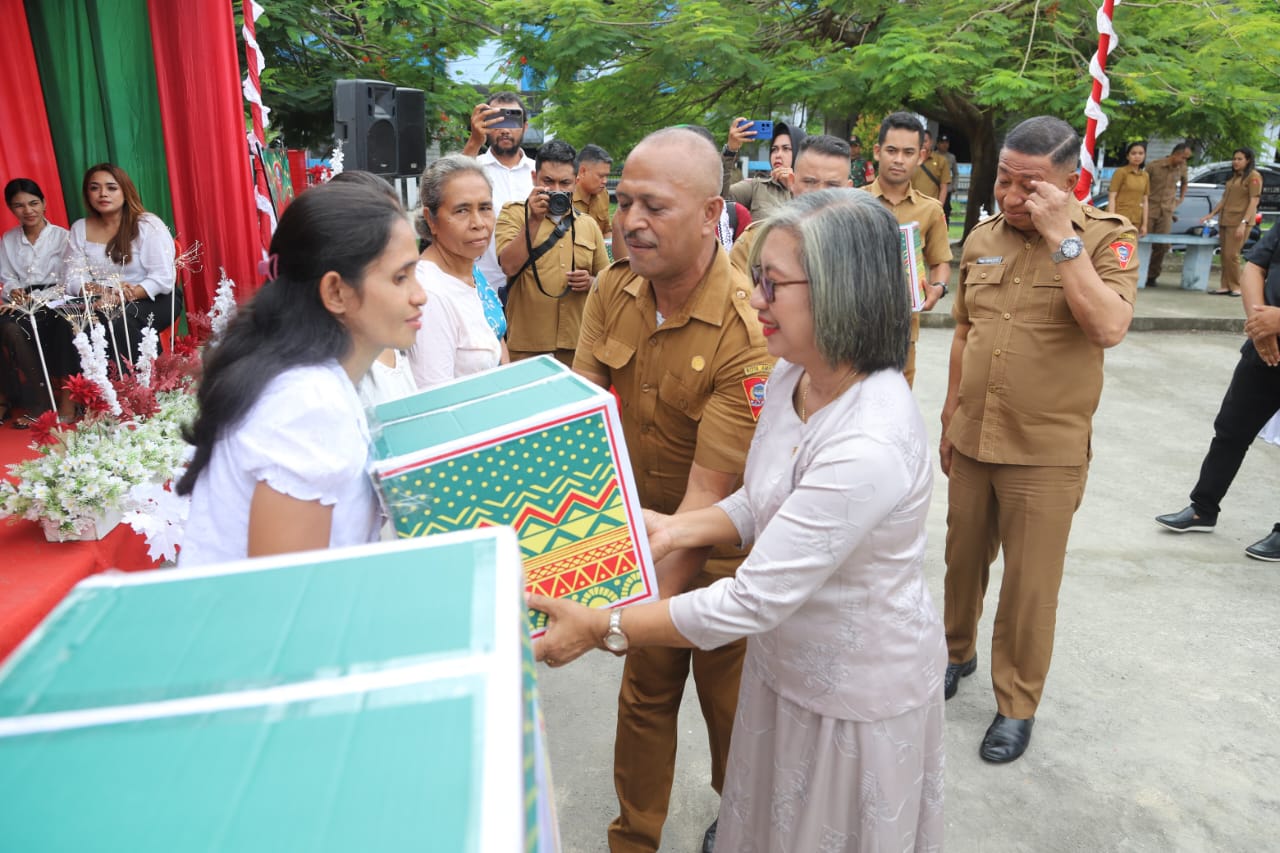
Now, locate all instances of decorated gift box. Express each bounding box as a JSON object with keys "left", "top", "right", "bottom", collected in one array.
[
  {"left": 368, "top": 356, "right": 659, "bottom": 638},
  {"left": 900, "top": 220, "right": 930, "bottom": 311},
  {"left": 0, "top": 530, "right": 559, "bottom": 853}
]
